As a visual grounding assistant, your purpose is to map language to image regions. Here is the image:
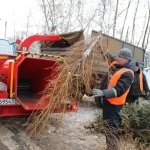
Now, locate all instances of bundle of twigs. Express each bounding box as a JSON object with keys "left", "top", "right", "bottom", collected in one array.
[{"left": 26, "top": 31, "right": 109, "bottom": 137}]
